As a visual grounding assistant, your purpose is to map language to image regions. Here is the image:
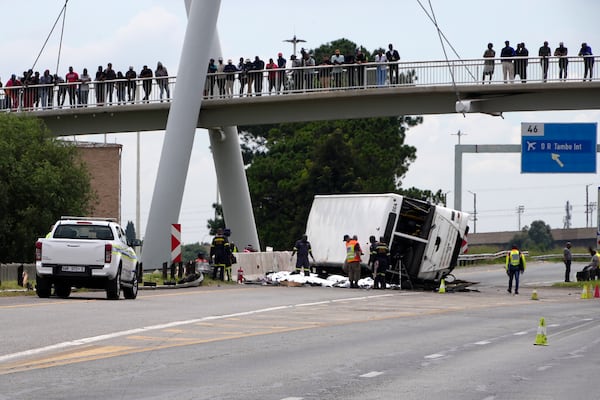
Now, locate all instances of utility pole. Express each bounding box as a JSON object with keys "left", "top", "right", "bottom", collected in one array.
[
  {"left": 563, "top": 200, "right": 572, "bottom": 229},
  {"left": 451, "top": 130, "right": 467, "bottom": 144},
  {"left": 467, "top": 190, "right": 477, "bottom": 233},
  {"left": 517, "top": 205, "right": 525, "bottom": 230},
  {"left": 586, "top": 184, "right": 592, "bottom": 227}
]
